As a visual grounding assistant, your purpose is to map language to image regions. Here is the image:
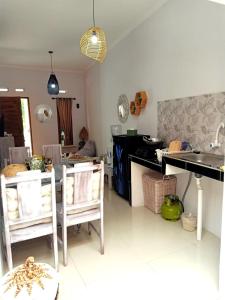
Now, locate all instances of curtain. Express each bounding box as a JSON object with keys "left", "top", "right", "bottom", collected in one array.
[{"left": 56, "top": 98, "right": 73, "bottom": 145}]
